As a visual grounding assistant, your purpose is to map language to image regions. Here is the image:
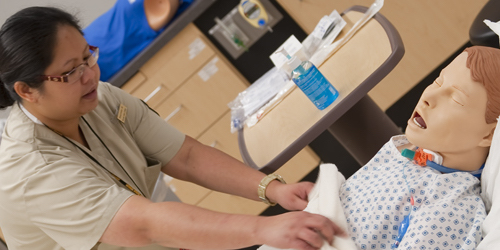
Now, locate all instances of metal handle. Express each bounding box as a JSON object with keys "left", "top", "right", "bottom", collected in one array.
[
  {"left": 164, "top": 105, "right": 183, "bottom": 122},
  {"left": 144, "top": 86, "right": 162, "bottom": 102}
]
